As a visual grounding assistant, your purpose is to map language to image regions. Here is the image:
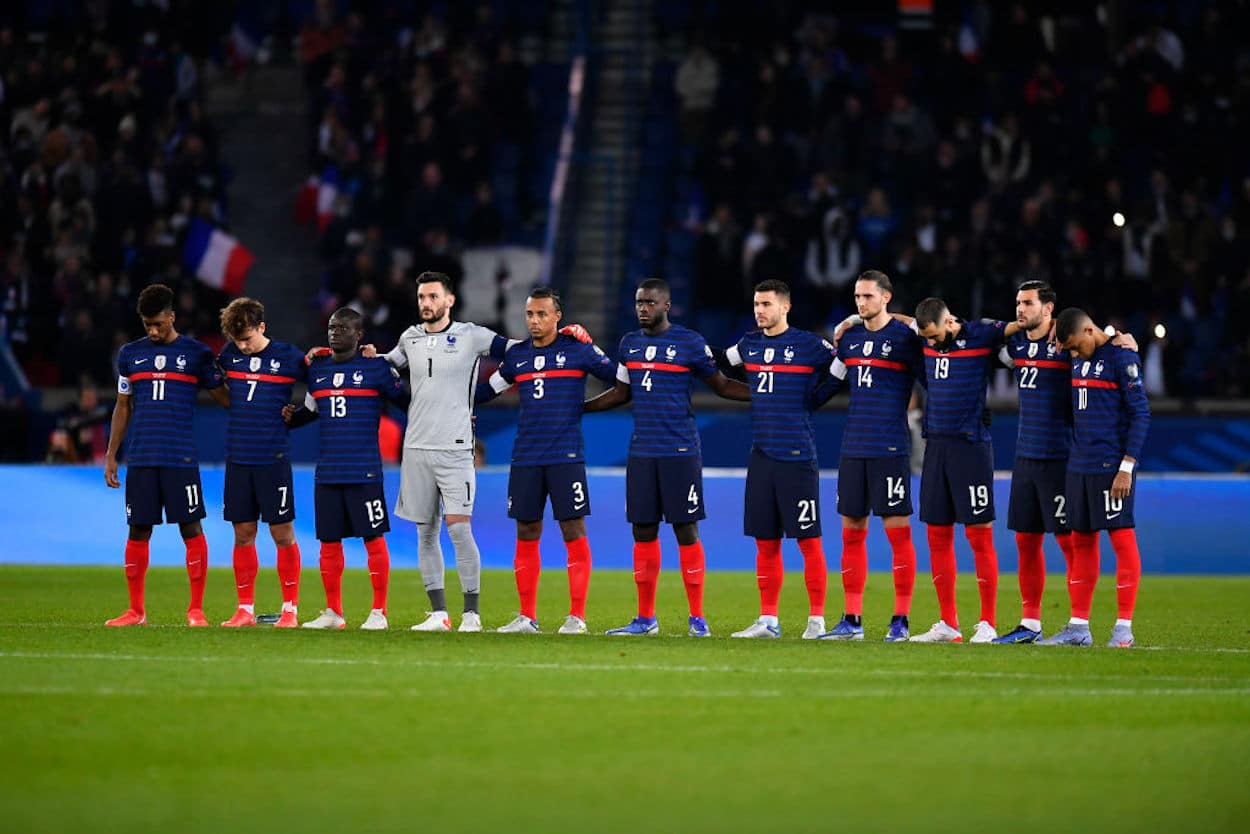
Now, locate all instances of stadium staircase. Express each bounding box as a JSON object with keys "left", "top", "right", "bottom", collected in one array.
[
  {"left": 204, "top": 62, "right": 321, "bottom": 348},
  {"left": 549, "top": 0, "right": 654, "bottom": 343}
]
